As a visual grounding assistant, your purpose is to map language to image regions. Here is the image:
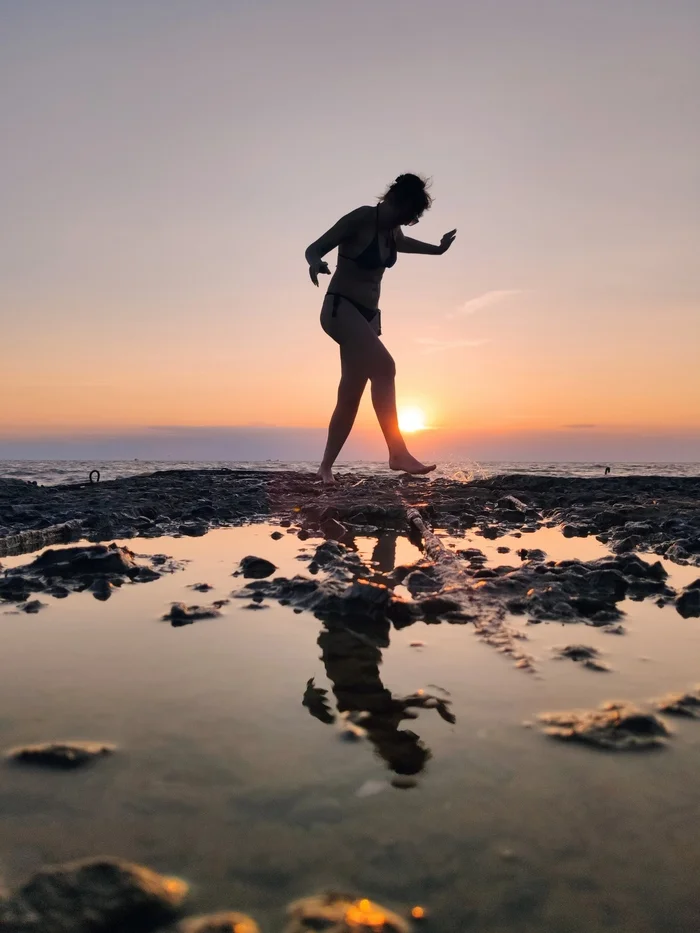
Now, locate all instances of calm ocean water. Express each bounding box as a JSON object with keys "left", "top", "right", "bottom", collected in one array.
[{"left": 2, "top": 459, "right": 700, "bottom": 486}]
